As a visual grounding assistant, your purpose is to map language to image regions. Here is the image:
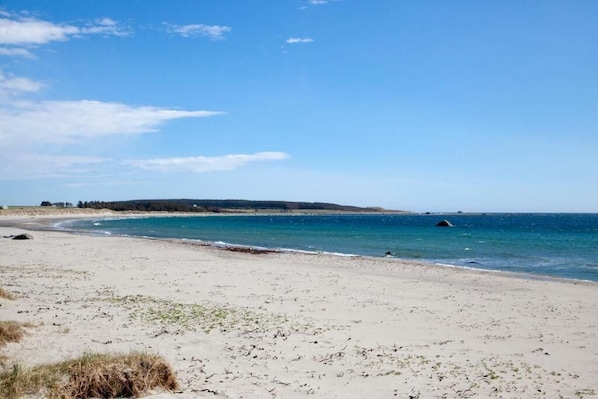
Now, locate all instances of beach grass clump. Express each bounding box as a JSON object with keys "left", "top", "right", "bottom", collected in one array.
[
  {"left": 0, "top": 352, "right": 179, "bottom": 399},
  {"left": 0, "top": 287, "right": 16, "bottom": 300},
  {"left": 0, "top": 321, "right": 32, "bottom": 347},
  {"left": 576, "top": 388, "right": 596, "bottom": 398}
]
